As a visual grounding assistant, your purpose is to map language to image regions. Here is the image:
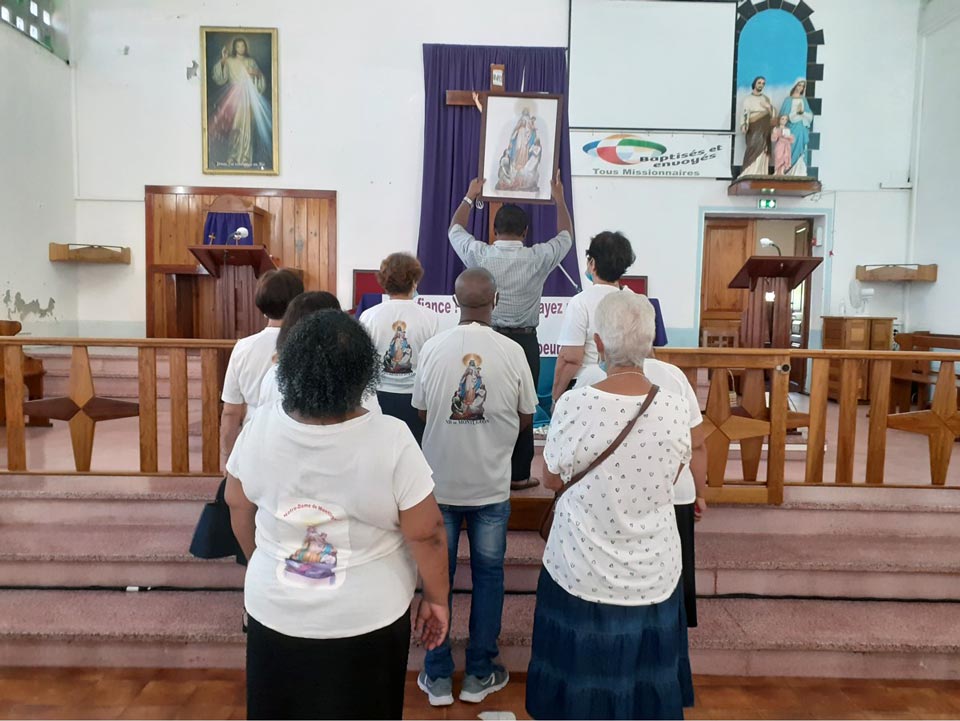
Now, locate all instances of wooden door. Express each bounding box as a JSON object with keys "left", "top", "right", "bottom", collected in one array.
[{"left": 700, "top": 218, "right": 754, "bottom": 344}]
